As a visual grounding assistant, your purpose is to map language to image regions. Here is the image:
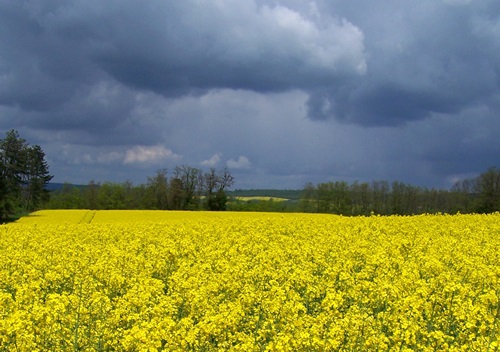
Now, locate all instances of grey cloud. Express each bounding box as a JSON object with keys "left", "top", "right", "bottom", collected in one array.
[
  {"left": 90, "top": 1, "right": 366, "bottom": 94},
  {"left": 1, "top": 0, "right": 498, "bottom": 189},
  {"left": 1, "top": 0, "right": 366, "bottom": 140},
  {"left": 7, "top": 0, "right": 498, "bottom": 128},
  {"left": 0, "top": 0, "right": 365, "bottom": 102},
  {"left": 0, "top": 2, "right": 97, "bottom": 112},
  {"left": 420, "top": 110, "right": 500, "bottom": 177},
  {"left": 227, "top": 156, "right": 252, "bottom": 170},
  {"left": 305, "top": 0, "right": 500, "bottom": 126},
  {"left": 307, "top": 82, "right": 462, "bottom": 126}
]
